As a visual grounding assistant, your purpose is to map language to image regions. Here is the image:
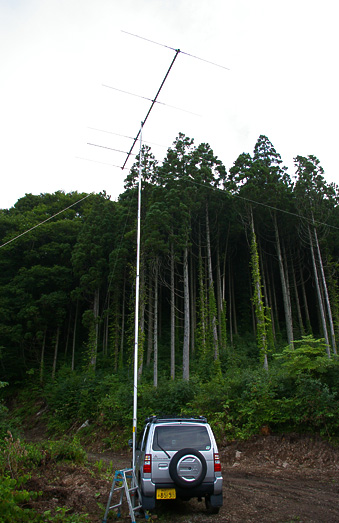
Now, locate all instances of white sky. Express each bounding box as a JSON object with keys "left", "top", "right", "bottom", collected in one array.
[{"left": 1, "top": 0, "right": 338, "bottom": 209}]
